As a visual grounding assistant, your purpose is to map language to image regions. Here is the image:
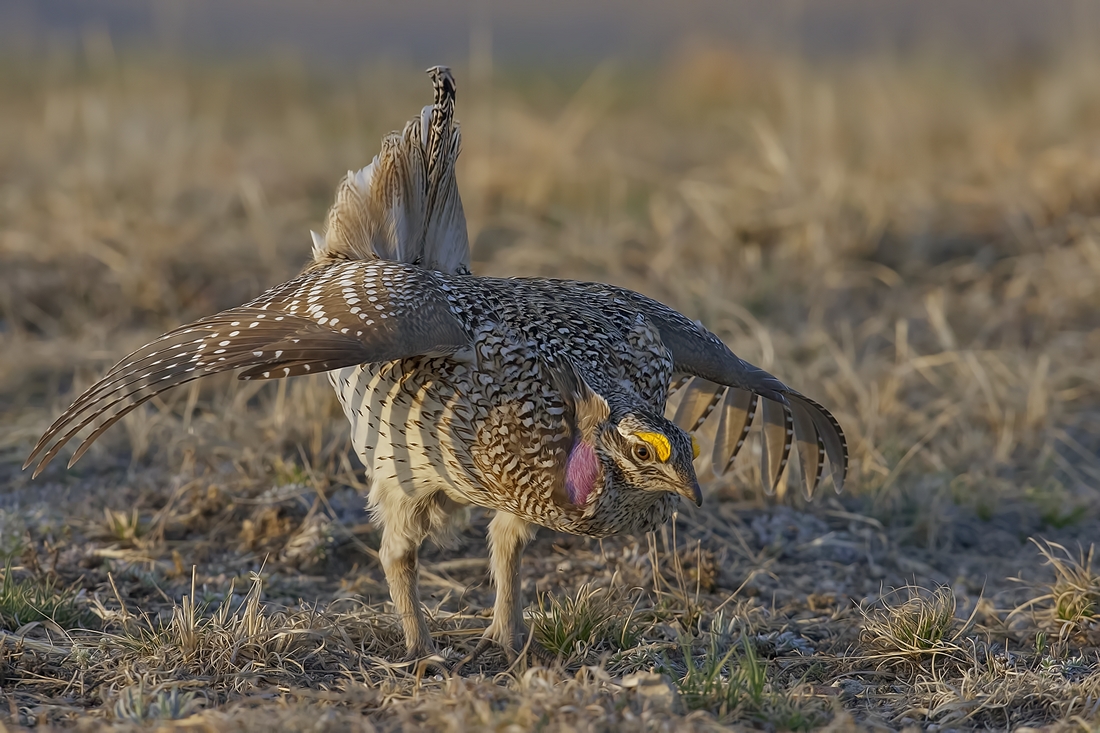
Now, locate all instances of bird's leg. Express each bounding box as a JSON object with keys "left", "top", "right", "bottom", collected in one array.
[
  {"left": 483, "top": 511, "right": 537, "bottom": 658},
  {"left": 375, "top": 499, "right": 435, "bottom": 658},
  {"left": 455, "top": 511, "right": 535, "bottom": 672},
  {"left": 380, "top": 531, "right": 433, "bottom": 657}
]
